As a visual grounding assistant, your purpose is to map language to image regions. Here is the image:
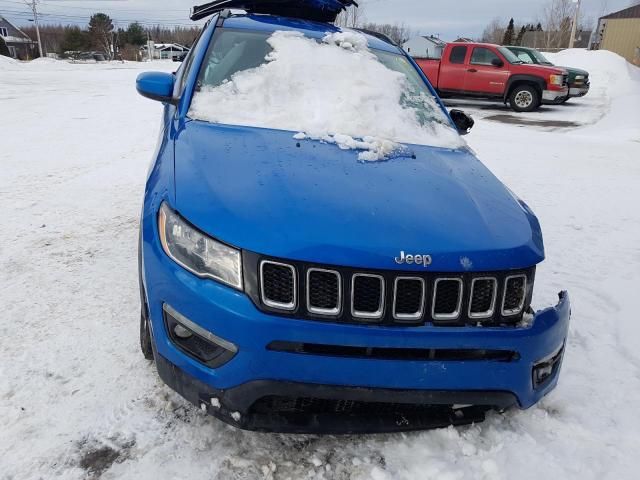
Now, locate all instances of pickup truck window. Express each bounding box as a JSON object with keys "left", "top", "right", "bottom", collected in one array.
[
  {"left": 470, "top": 47, "right": 500, "bottom": 66},
  {"left": 449, "top": 46, "right": 467, "bottom": 64},
  {"left": 513, "top": 50, "right": 534, "bottom": 63}
]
